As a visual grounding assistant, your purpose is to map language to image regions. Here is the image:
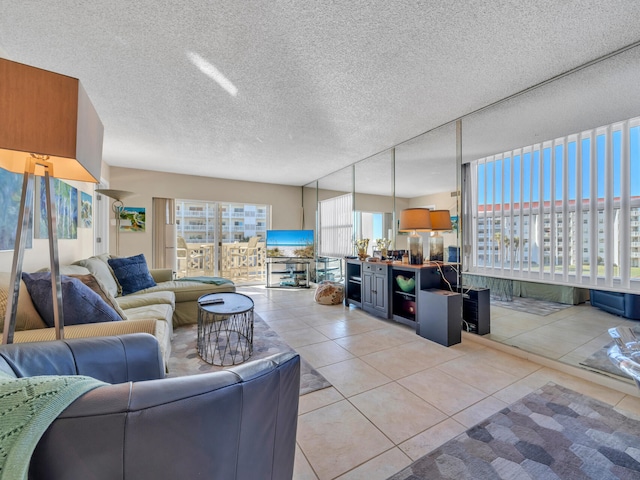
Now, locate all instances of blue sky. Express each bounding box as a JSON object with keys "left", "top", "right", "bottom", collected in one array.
[{"left": 478, "top": 126, "right": 640, "bottom": 204}]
